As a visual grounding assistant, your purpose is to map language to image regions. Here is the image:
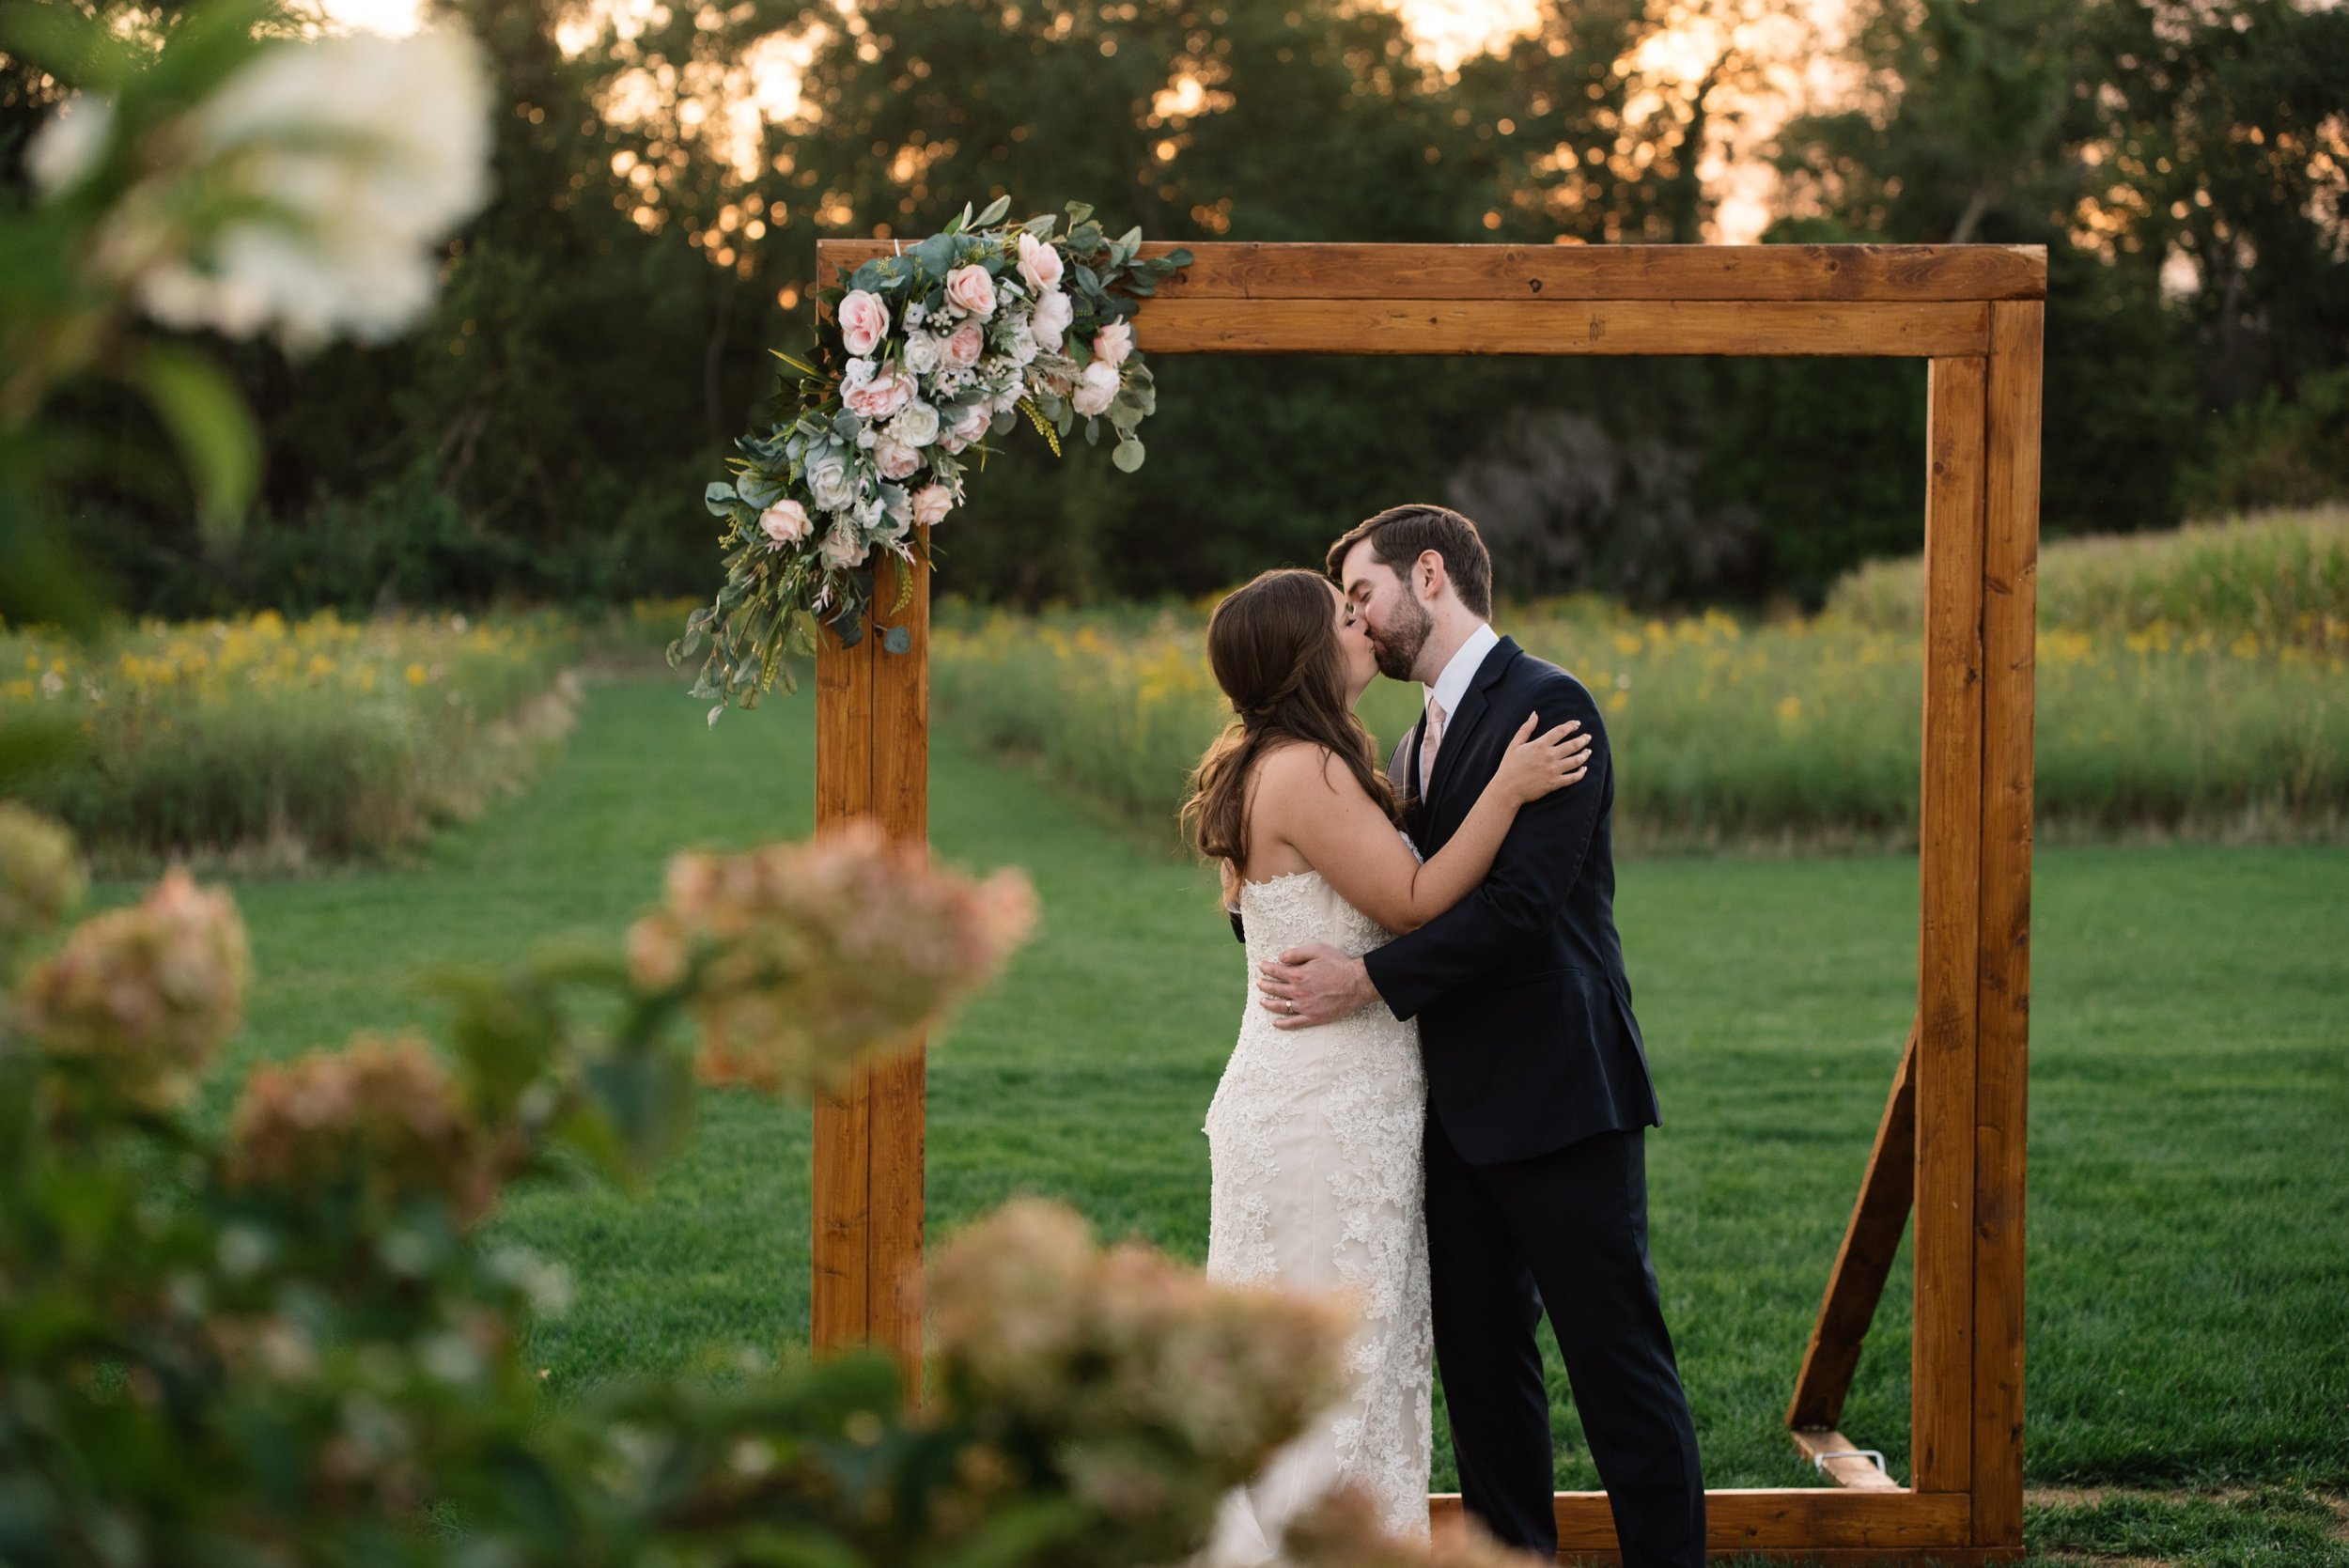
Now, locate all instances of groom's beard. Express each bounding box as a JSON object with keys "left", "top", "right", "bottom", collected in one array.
[{"left": 1372, "top": 595, "right": 1431, "bottom": 682}]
